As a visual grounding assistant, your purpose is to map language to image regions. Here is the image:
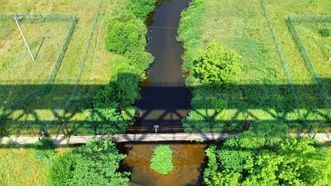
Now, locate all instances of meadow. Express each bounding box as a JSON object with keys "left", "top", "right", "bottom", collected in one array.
[
  {"left": 178, "top": 0, "right": 331, "bottom": 132},
  {"left": 0, "top": 0, "right": 125, "bottom": 135},
  {"left": 0, "top": 146, "right": 70, "bottom": 186}
]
